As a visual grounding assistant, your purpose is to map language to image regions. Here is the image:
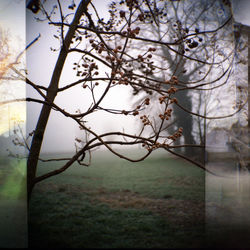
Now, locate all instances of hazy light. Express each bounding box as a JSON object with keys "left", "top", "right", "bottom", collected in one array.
[
  {"left": 0, "top": 1, "right": 26, "bottom": 137},
  {"left": 231, "top": 0, "right": 250, "bottom": 26},
  {"left": 26, "top": 0, "right": 138, "bottom": 153},
  {"left": 0, "top": 104, "right": 25, "bottom": 136}
]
